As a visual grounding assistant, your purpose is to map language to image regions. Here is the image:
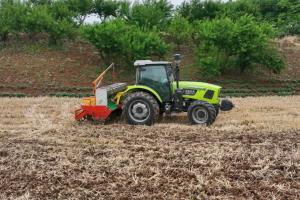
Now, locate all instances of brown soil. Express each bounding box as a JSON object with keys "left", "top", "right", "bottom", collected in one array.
[
  {"left": 274, "top": 36, "right": 300, "bottom": 79},
  {"left": 0, "top": 41, "right": 101, "bottom": 89},
  {"left": 0, "top": 96, "right": 299, "bottom": 199}
]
